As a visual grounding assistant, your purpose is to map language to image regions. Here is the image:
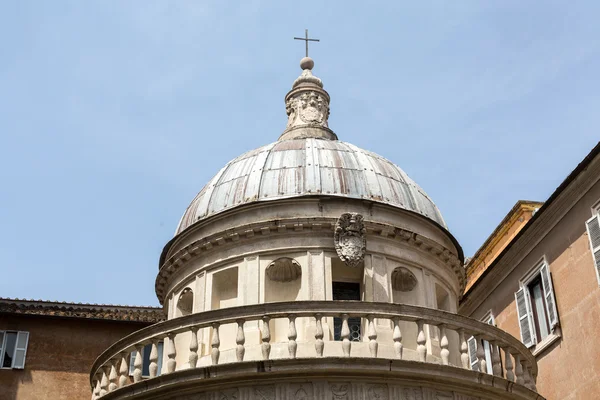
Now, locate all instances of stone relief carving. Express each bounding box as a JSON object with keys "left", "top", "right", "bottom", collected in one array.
[
  {"left": 330, "top": 383, "right": 350, "bottom": 400},
  {"left": 253, "top": 386, "right": 275, "bottom": 400},
  {"left": 391, "top": 267, "right": 418, "bottom": 292},
  {"left": 286, "top": 91, "right": 330, "bottom": 129},
  {"left": 219, "top": 389, "right": 239, "bottom": 400},
  {"left": 367, "top": 385, "right": 388, "bottom": 400},
  {"left": 173, "top": 384, "right": 483, "bottom": 400},
  {"left": 334, "top": 213, "right": 366, "bottom": 267},
  {"left": 266, "top": 257, "right": 302, "bottom": 282}
]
